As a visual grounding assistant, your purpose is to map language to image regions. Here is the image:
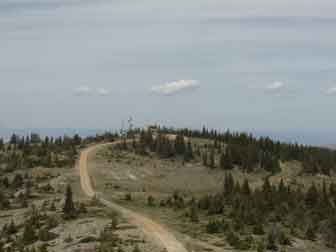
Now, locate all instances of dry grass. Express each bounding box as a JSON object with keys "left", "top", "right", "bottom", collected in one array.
[{"left": 87, "top": 144, "right": 336, "bottom": 252}]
